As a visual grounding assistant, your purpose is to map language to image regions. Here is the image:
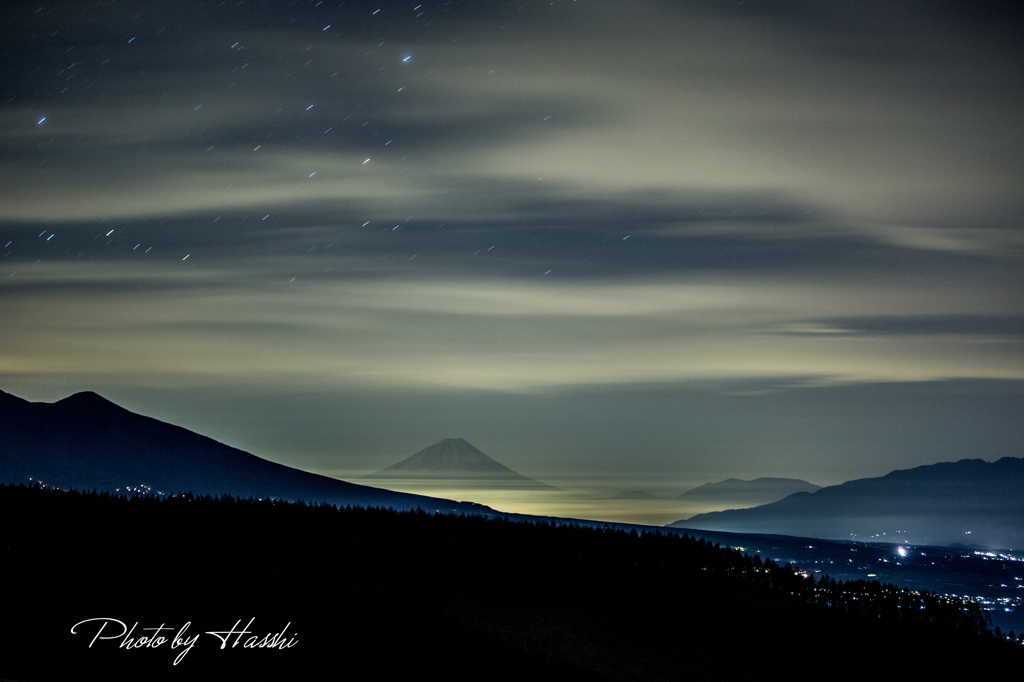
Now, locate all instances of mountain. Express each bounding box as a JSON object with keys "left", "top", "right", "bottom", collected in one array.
[
  {"left": 678, "top": 477, "right": 821, "bottom": 509},
  {"left": 365, "top": 438, "right": 555, "bottom": 489},
  {"left": 0, "top": 389, "right": 491, "bottom": 515},
  {"left": 670, "top": 458, "right": 1024, "bottom": 550}
]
